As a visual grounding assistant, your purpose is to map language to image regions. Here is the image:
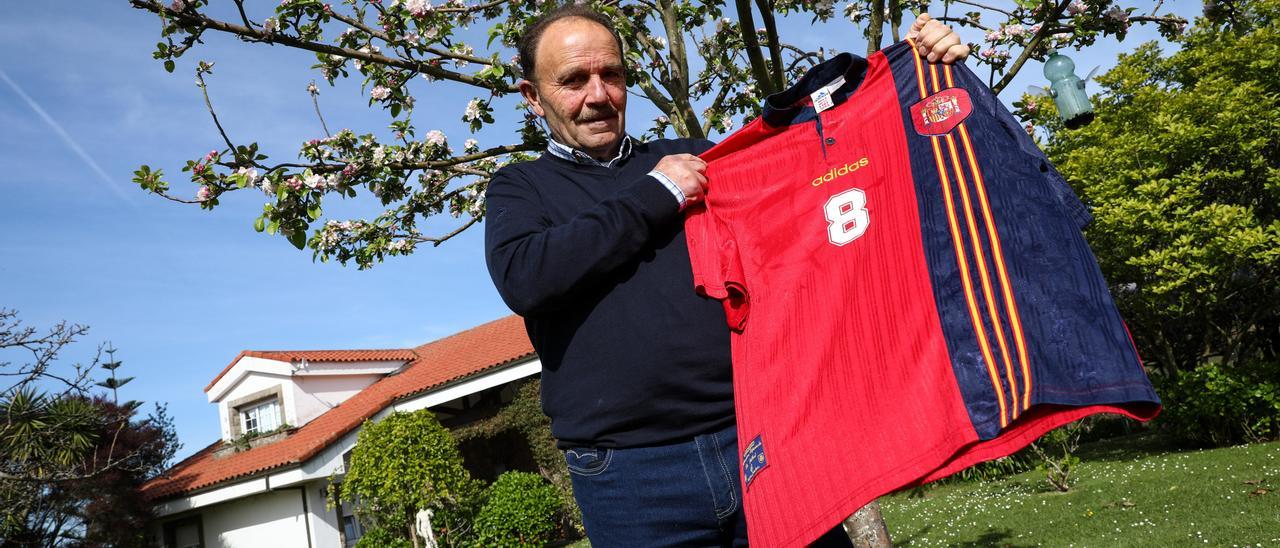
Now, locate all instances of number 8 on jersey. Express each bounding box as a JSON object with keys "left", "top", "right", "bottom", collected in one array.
[{"left": 824, "top": 188, "right": 870, "bottom": 246}]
